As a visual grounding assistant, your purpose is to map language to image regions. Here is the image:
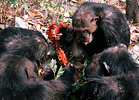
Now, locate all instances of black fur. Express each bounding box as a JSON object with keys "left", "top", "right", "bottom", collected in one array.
[
  {"left": 72, "top": 2, "right": 130, "bottom": 56},
  {"left": 0, "top": 27, "right": 54, "bottom": 80},
  {"left": 85, "top": 53, "right": 101, "bottom": 78},
  {"left": 60, "top": 27, "right": 76, "bottom": 51},
  {"left": 78, "top": 44, "right": 139, "bottom": 100},
  {"left": 0, "top": 27, "right": 49, "bottom": 64},
  {"left": 0, "top": 54, "right": 75, "bottom": 100},
  {"left": 59, "top": 27, "right": 88, "bottom": 63},
  {"left": 98, "top": 44, "right": 133, "bottom": 76}
]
